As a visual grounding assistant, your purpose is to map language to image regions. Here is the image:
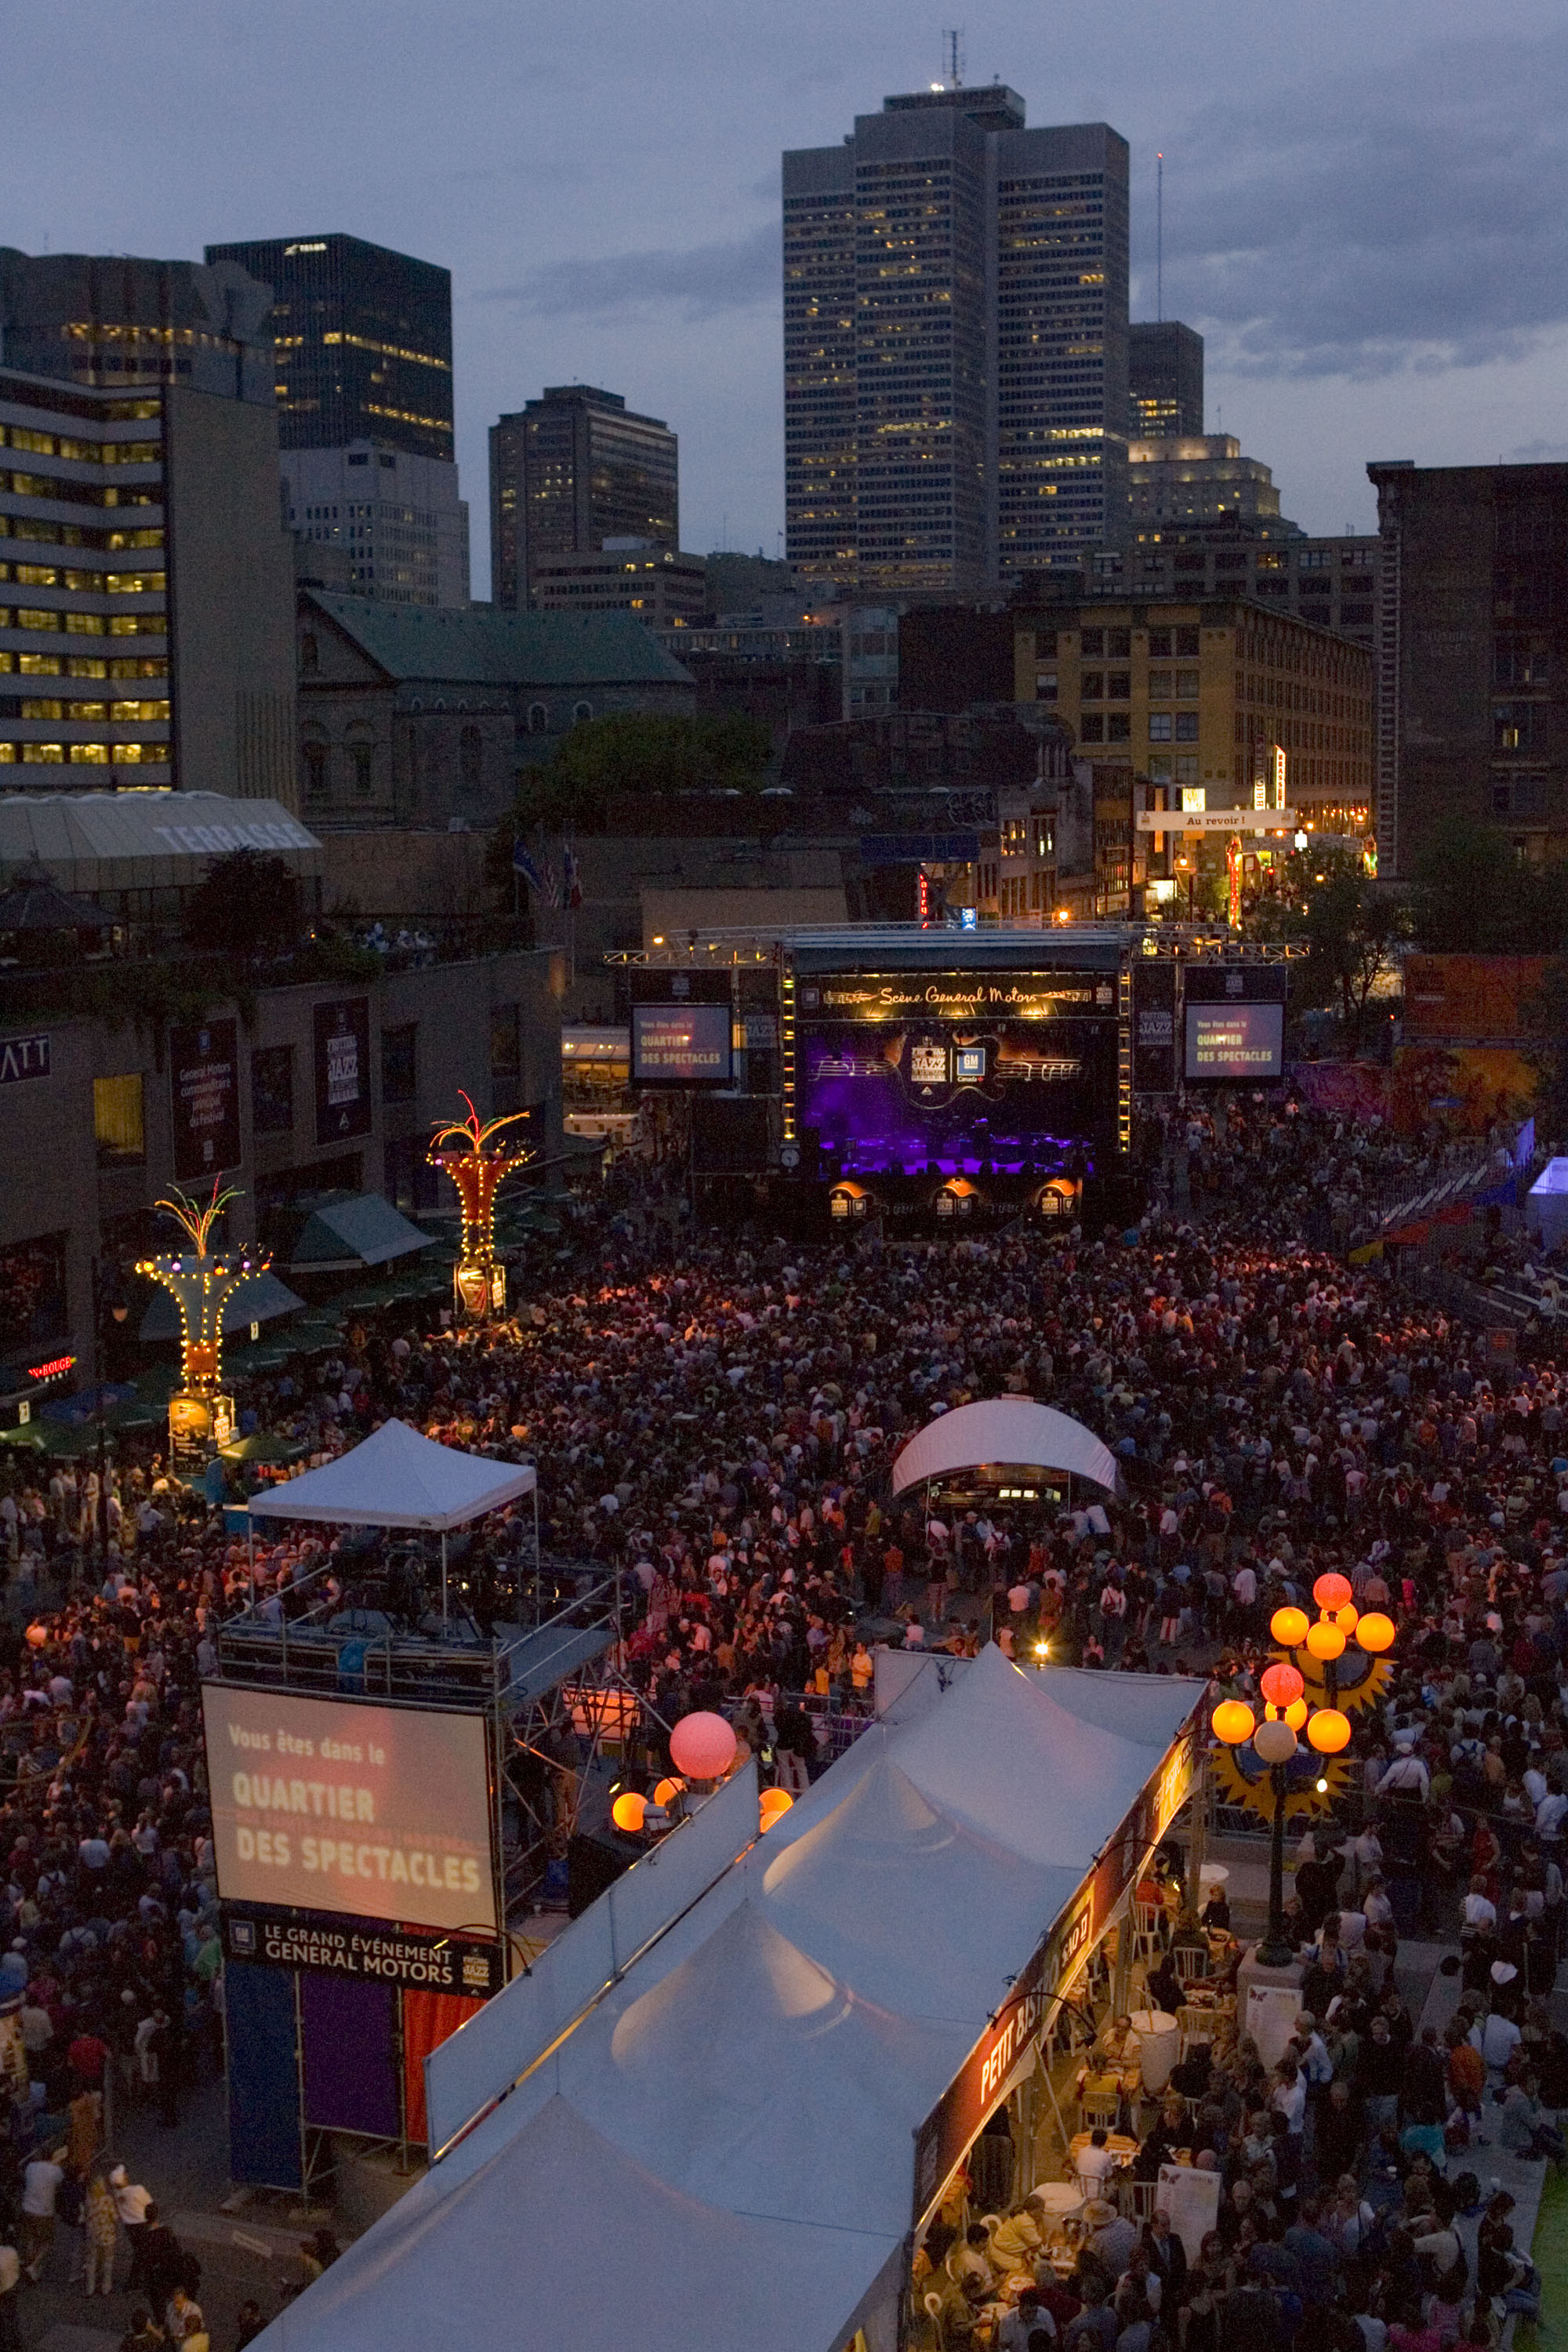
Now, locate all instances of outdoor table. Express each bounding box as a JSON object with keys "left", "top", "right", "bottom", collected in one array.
[{"left": 1130, "top": 2009, "right": 1180, "bottom": 2093}]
